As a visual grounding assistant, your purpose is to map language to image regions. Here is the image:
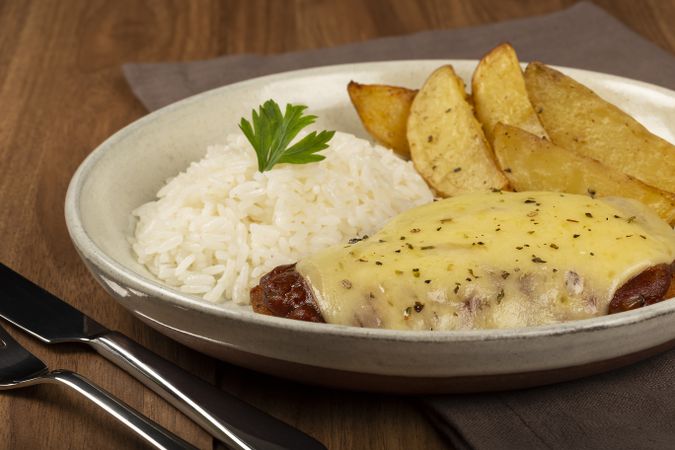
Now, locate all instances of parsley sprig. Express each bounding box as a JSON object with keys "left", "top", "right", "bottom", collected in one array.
[{"left": 239, "top": 100, "right": 335, "bottom": 172}]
